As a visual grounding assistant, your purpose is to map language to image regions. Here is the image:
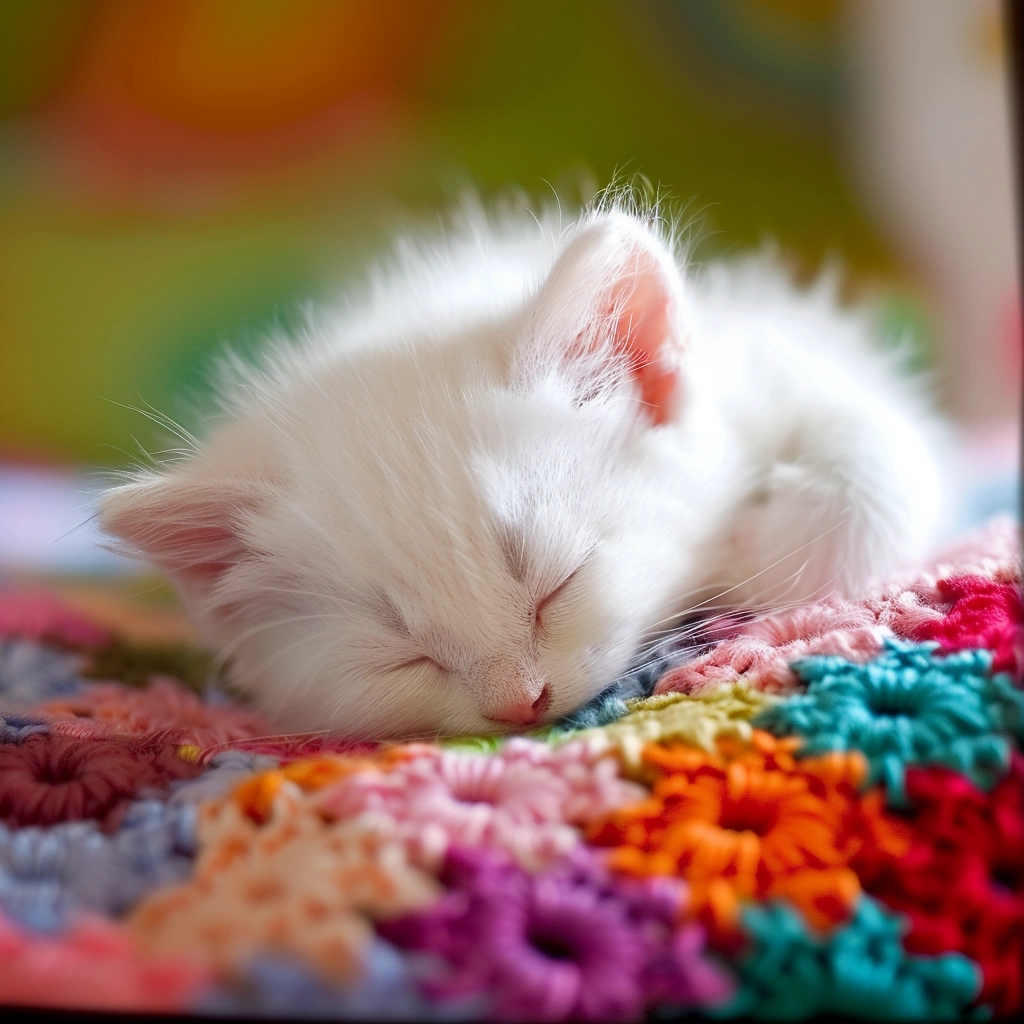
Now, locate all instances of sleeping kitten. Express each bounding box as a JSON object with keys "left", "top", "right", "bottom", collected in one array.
[{"left": 99, "top": 198, "right": 945, "bottom": 738}]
